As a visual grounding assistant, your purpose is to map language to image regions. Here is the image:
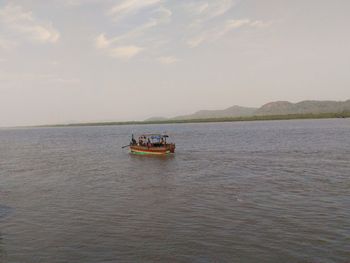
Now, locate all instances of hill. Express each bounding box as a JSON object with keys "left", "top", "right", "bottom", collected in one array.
[
  {"left": 256, "top": 100, "right": 350, "bottom": 115},
  {"left": 145, "top": 99, "right": 350, "bottom": 121},
  {"left": 172, "top": 105, "right": 257, "bottom": 120}
]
